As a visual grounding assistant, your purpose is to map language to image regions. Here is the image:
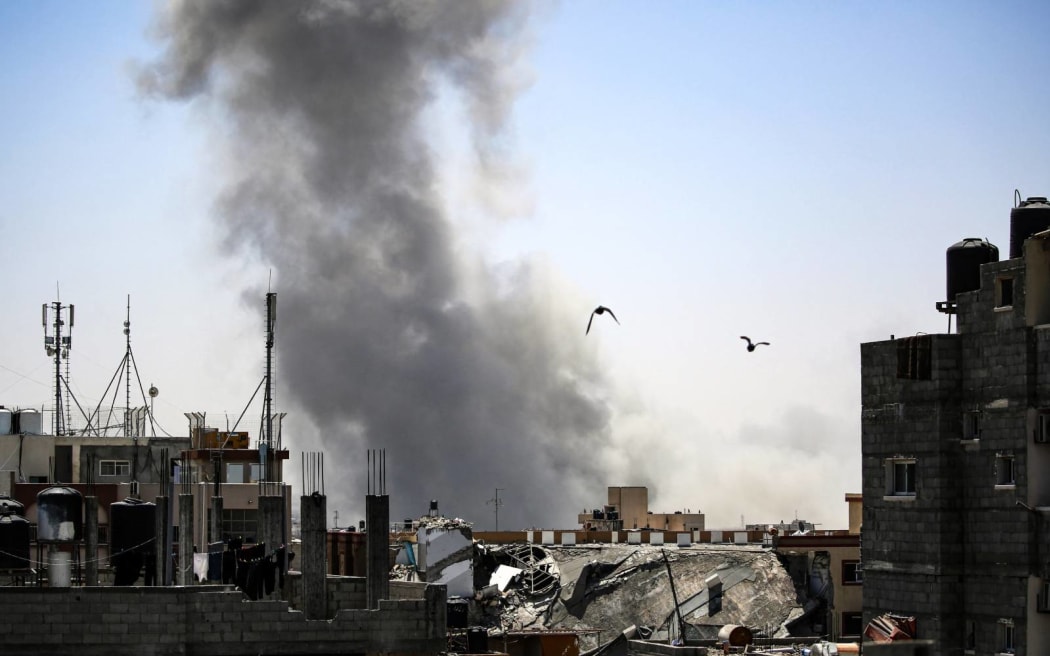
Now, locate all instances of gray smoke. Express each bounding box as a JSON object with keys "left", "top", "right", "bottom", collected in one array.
[{"left": 140, "top": 0, "right": 634, "bottom": 528}]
